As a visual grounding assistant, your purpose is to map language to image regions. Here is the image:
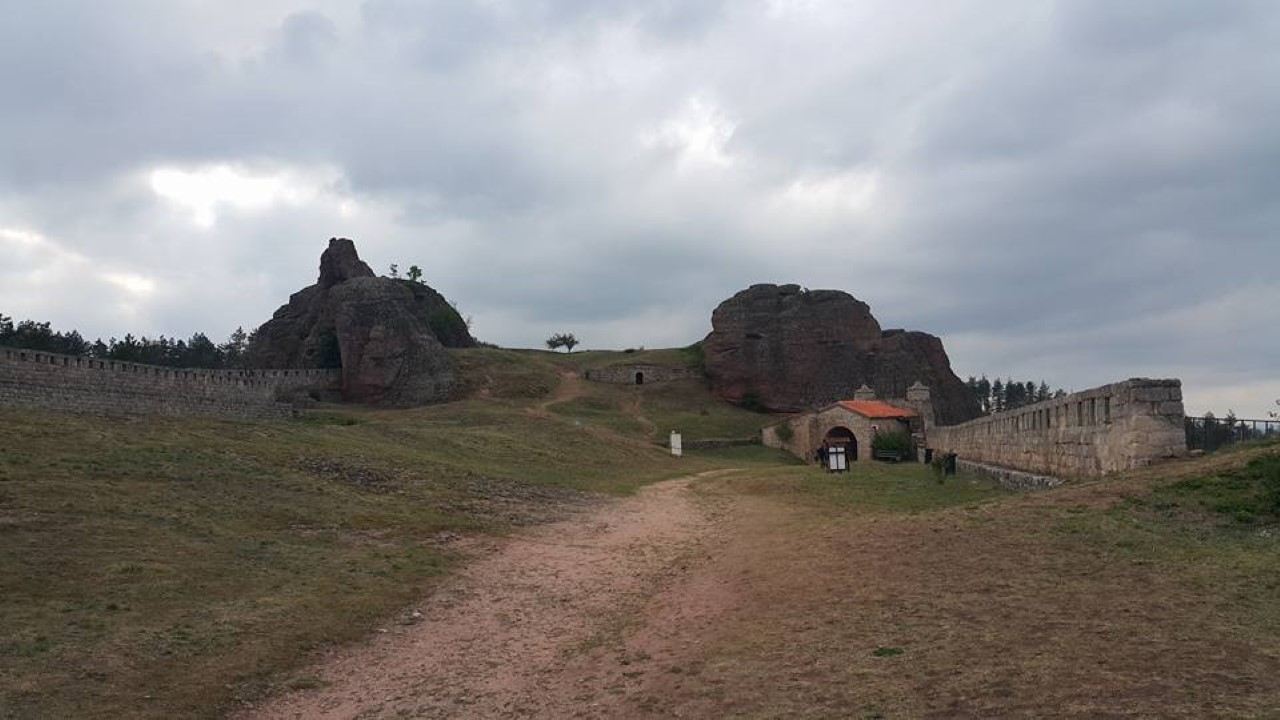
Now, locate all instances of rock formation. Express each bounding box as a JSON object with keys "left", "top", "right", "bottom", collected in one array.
[
  {"left": 249, "top": 238, "right": 472, "bottom": 406},
  {"left": 702, "top": 283, "right": 981, "bottom": 425}
]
